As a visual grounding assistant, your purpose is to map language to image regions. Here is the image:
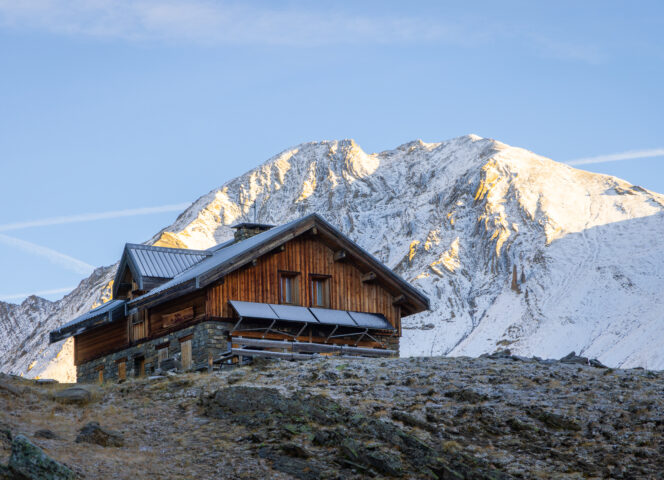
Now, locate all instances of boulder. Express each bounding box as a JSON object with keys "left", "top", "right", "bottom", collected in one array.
[
  {"left": 7, "top": 434, "right": 75, "bottom": 480},
  {"left": 75, "top": 422, "right": 124, "bottom": 447},
  {"left": 482, "top": 349, "right": 512, "bottom": 359},
  {"left": 53, "top": 386, "right": 98, "bottom": 405},
  {"left": 0, "top": 380, "right": 21, "bottom": 397},
  {"left": 0, "top": 424, "right": 11, "bottom": 449},
  {"left": 560, "top": 351, "right": 589, "bottom": 365},
  {"left": 34, "top": 430, "right": 58, "bottom": 440},
  {"left": 589, "top": 358, "right": 608, "bottom": 368}
]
